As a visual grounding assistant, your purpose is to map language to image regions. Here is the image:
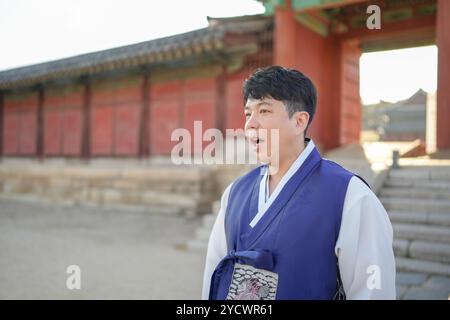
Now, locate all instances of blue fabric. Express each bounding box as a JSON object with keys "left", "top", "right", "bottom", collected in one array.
[{"left": 209, "top": 146, "right": 354, "bottom": 300}]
